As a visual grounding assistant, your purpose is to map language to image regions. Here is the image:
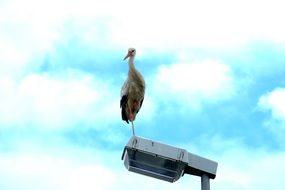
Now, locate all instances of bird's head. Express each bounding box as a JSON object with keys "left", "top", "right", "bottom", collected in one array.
[{"left": 123, "top": 48, "right": 136, "bottom": 60}]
